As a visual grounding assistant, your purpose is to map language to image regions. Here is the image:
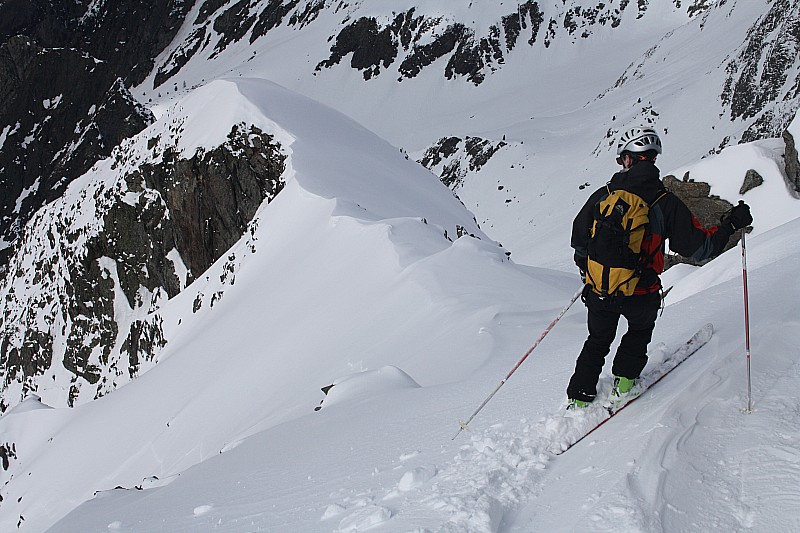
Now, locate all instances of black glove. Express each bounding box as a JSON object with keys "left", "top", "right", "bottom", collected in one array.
[
  {"left": 574, "top": 253, "right": 588, "bottom": 283},
  {"left": 721, "top": 201, "right": 753, "bottom": 232}
]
